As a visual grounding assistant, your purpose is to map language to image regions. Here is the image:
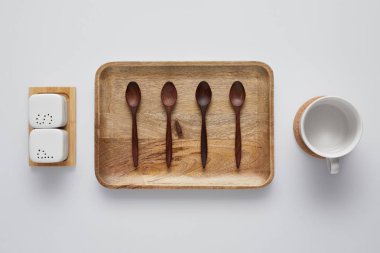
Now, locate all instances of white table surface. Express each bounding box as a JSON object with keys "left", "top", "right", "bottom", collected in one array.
[{"left": 1, "top": 0, "right": 379, "bottom": 252}]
